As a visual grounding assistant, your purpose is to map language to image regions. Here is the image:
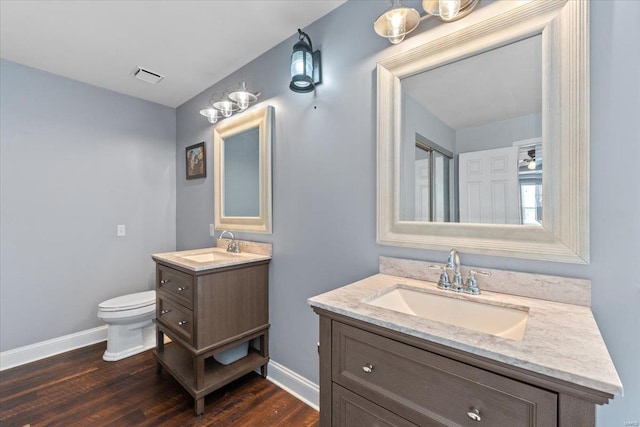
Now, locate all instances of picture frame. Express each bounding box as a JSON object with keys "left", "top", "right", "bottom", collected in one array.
[{"left": 186, "top": 142, "right": 206, "bottom": 180}]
